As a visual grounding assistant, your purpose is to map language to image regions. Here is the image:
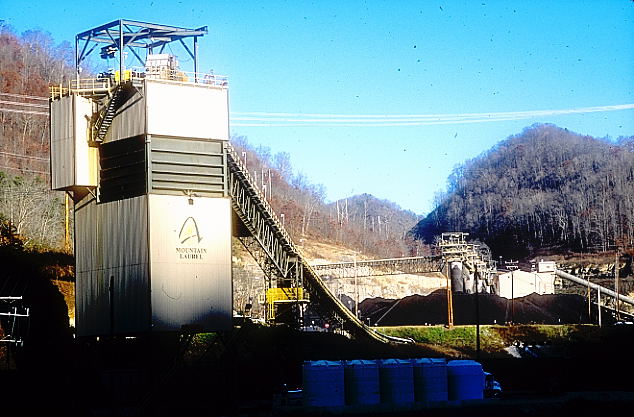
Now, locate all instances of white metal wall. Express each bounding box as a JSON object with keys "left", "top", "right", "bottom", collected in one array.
[
  {"left": 496, "top": 270, "right": 556, "bottom": 299},
  {"left": 148, "top": 194, "right": 232, "bottom": 331},
  {"left": 145, "top": 80, "right": 229, "bottom": 140}
]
